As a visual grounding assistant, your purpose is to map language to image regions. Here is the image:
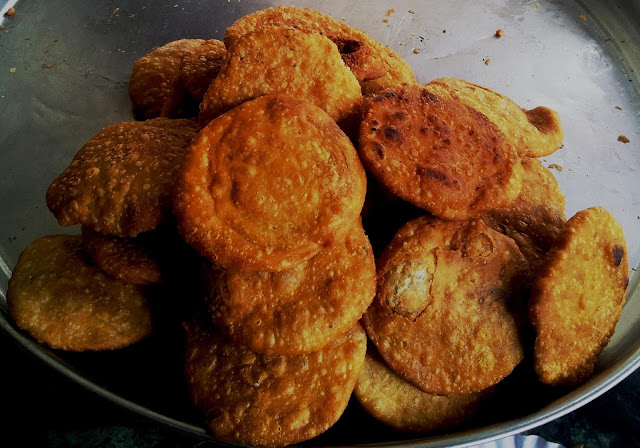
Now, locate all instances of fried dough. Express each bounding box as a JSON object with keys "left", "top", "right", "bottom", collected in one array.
[
  {"left": 46, "top": 118, "right": 200, "bottom": 237},
  {"left": 204, "top": 220, "right": 376, "bottom": 355},
  {"left": 7, "top": 235, "right": 153, "bottom": 351},
  {"left": 199, "top": 26, "right": 362, "bottom": 132},
  {"left": 175, "top": 95, "right": 366, "bottom": 272},
  {"left": 179, "top": 39, "right": 226, "bottom": 103},
  {"left": 363, "top": 216, "right": 527, "bottom": 395},
  {"left": 81, "top": 226, "right": 163, "bottom": 285},
  {"left": 224, "top": 5, "right": 386, "bottom": 82},
  {"left": 184, "top": 321, "right": 367, "bottom": 448},
  {"left": 359, "top": 85, "right": 523, "bottom": 220},
  {"left": 129, "top": 39, "right": 205, "bottom": 118},
  {"left": 529, "top": 207, "right": 629, "bottom": 386},
  {"left": 355, "top": 348, "right": 490, "bottom": 433},
  {"left": 425, "top": 77, "right": 563, "bottom": 157},
  {"left": 483, "top": 157, "right": 566, "bottom": 274}
]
